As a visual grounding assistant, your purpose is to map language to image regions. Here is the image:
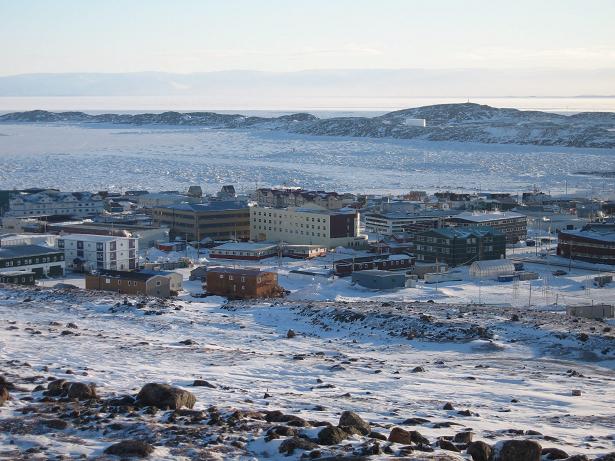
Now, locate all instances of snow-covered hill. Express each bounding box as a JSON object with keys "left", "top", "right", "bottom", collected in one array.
[{"left": 3, "top": 103, "right": 615, "bottom": 148}]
